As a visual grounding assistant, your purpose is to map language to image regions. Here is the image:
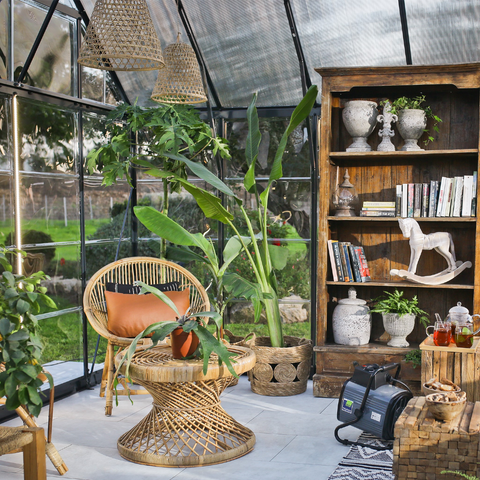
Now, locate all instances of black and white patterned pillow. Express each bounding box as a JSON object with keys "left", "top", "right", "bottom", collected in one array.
[{"left": 105, "top": 281, "right": 180, "bottom": 295}]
